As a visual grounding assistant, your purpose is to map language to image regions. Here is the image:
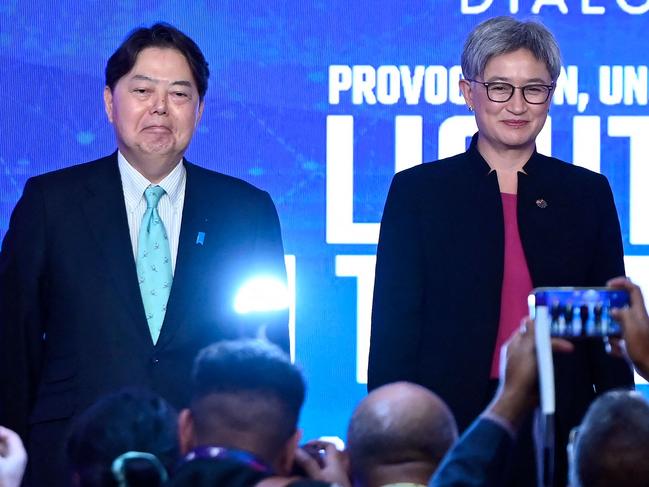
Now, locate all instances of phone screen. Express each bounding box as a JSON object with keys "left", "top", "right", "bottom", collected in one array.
[{"left": 529, "top": 287, "right": 629, "bottom": 338}]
